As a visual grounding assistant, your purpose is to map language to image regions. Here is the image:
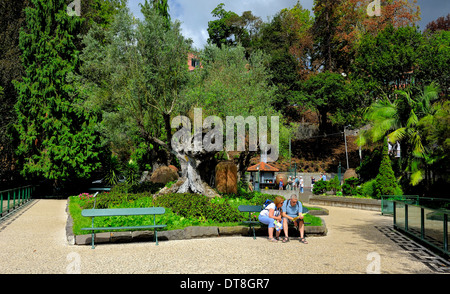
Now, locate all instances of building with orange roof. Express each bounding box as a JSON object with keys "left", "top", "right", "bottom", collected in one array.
[
  {"left": 247, "top": 162, "right": 279, "bottom": 190},
  {"left": 188, "top": 53, "right": 201, "bottom": 71}
]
